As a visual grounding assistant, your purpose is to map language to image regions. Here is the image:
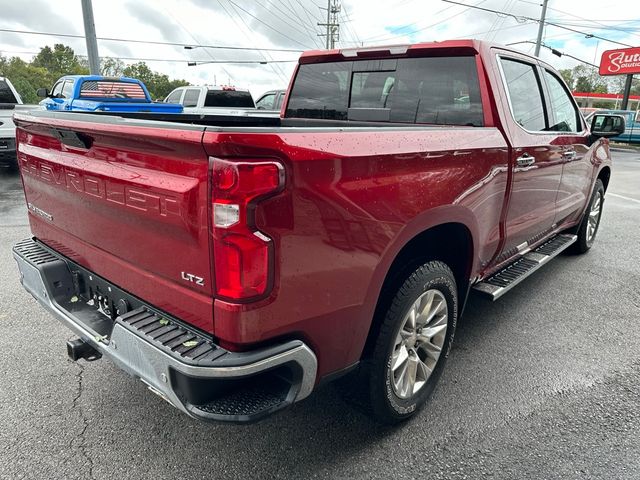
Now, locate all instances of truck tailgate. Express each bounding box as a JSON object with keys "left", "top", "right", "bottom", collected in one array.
[{"left": 14, "top": 112, "right": 215, "bottom": 333}]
